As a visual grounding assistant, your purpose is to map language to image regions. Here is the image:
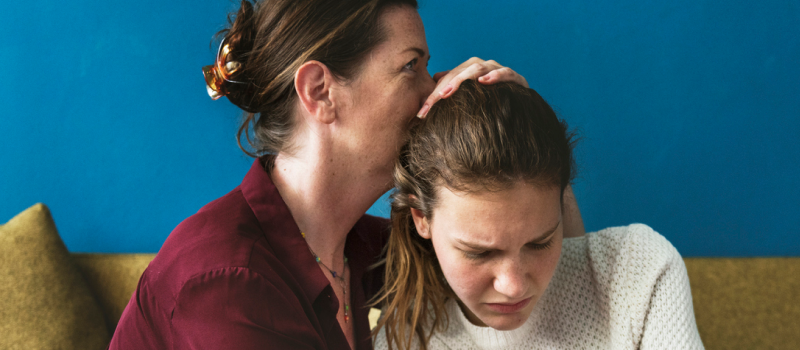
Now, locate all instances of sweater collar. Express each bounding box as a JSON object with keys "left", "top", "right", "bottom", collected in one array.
[{"left": 446, "top": 298, "right": 538, "bottom": 349}]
